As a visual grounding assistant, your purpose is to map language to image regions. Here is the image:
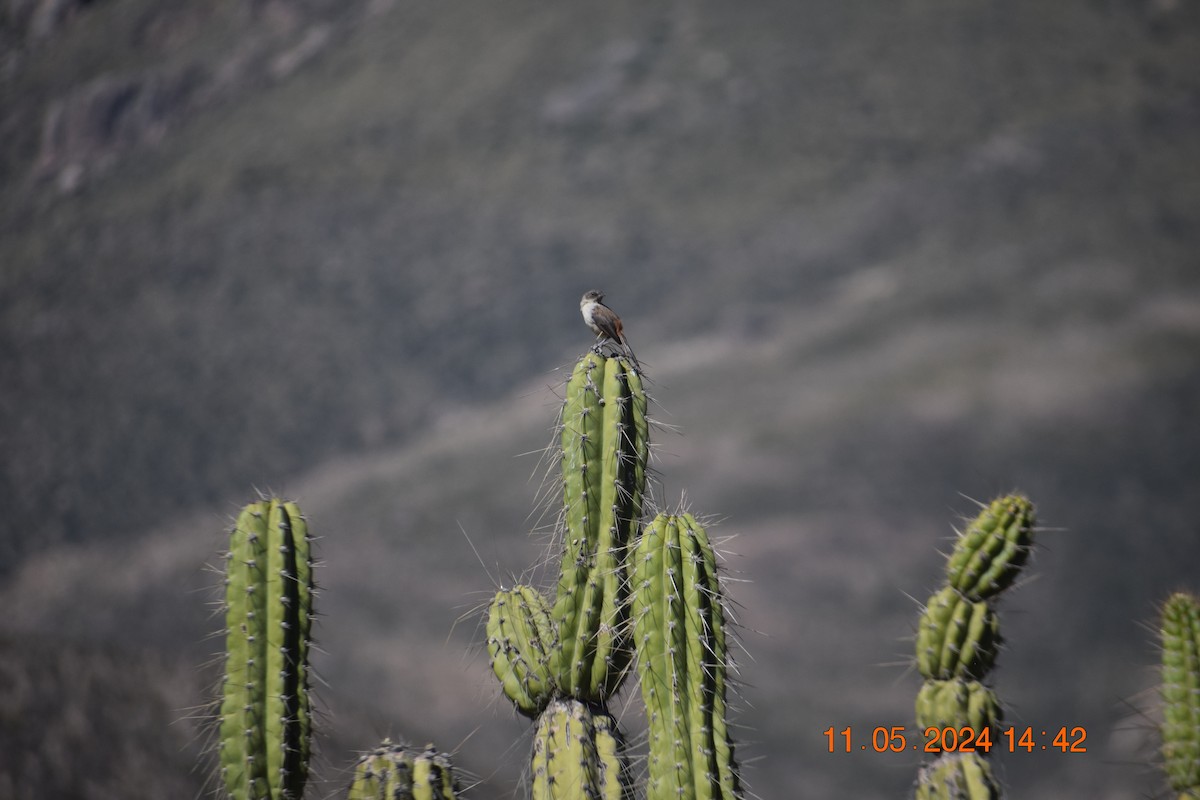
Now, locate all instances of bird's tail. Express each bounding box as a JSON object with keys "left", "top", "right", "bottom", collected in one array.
[{"left": 618, "top": 336, "right": 641, "bottom": 372}]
